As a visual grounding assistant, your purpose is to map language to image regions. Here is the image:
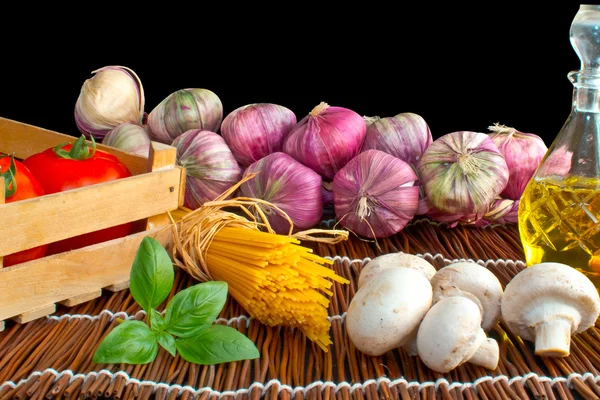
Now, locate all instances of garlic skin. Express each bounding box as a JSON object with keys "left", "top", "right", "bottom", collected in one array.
[
  {"left": 102, "top": 122, "right": 152, "bottom": 157},
  {"left": 361, "top": 112, "right": 432, "bottom": 168},
  {"left": 333, "top": 149, "right": 419, "bottom": 238},
  {"left": 221, "top": 103, "right": 297, "bottom": 167},
  {"left": 74, "top": 66, "right": 145, "bottom": 140},
  {"left": 147, "top": 88, "right": 223, "bottom": 144},
  {"left": 239, "top": 152, "right": 323, "bottom": 234},
  {"left": 417, "top": 131, "right": 509, "bottom": 215},
  {"left": 488, "top": 124, "right": 548, "bottom": 200},
  {"left": 282, "top": 102, "right": 367, "bottom": 181},
  {"left": 172, "top": 129, "right": 242, "bottom": 209}
]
